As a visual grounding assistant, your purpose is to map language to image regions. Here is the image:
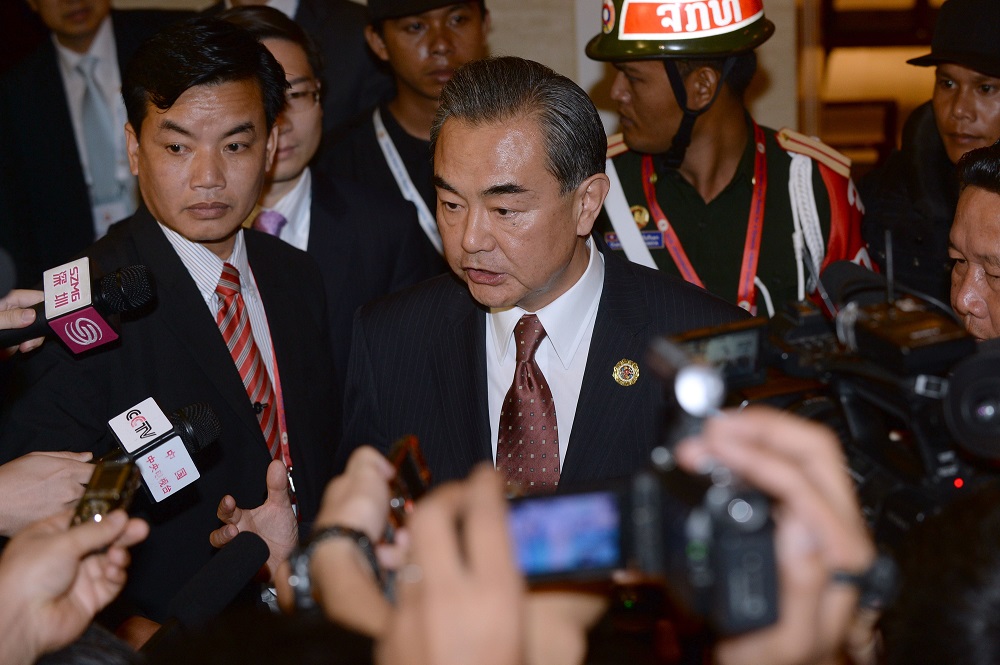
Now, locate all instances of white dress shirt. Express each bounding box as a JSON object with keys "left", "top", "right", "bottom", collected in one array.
[
  {"left": 159, "top": 223, "right": 277, "bottom": 385},
  {"left": 487, "top": 239, "right": 605, "bottom": 466},
  {"left": 54, "top": 15, "right": 138, "bottom": 237},
  {"left": 269, "top": 167, "right": 312, "bottom": 252}
]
